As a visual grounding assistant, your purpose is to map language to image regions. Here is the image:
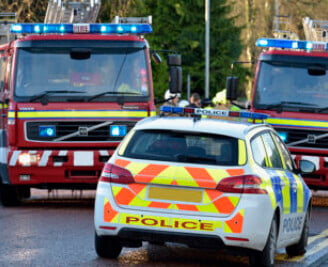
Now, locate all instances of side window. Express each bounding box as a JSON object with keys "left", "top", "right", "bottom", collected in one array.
[
  {"left": 250, "top": 135, "right": 268, "bottom": 167},
  {"left": 261, "top": 132, "right": 283, "bottom": 169},
  {"left": 272, "top": 132, "right": 294, "bottom": 171}
]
